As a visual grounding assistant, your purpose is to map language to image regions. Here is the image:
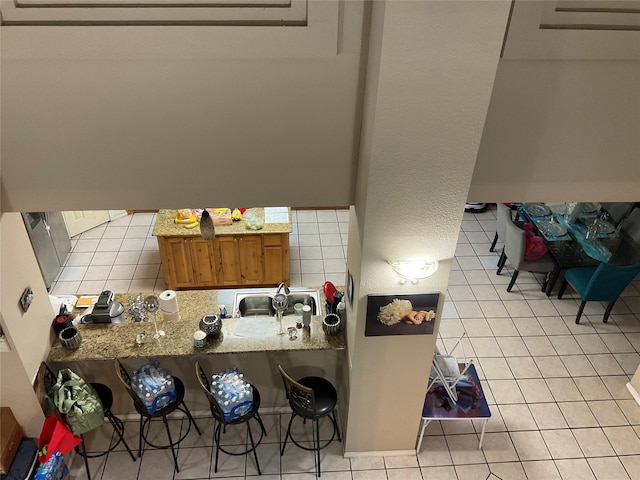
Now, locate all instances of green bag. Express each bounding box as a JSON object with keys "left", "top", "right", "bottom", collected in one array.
[{"left": 51, "top": 368, "right": 104, "bottom": 435}]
